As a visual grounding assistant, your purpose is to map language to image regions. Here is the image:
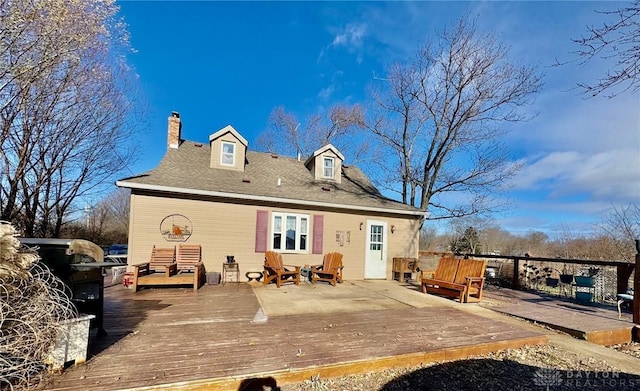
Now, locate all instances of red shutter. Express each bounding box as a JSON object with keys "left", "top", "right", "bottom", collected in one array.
[
  {"left": 255, "top": 210, "right": 268, "bottom": 252},
  {"left": 312, "top": 215, "right": 323, "bottom": 254}
]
